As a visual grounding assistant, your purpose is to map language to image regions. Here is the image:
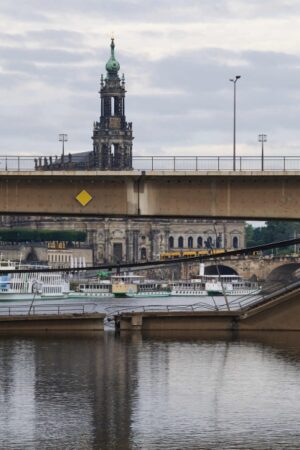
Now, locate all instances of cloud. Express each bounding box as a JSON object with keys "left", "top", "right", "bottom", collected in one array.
[{"left": 0, "top": 0, "right": 300, "bottom": 157}]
